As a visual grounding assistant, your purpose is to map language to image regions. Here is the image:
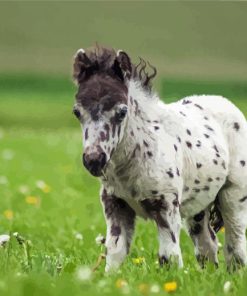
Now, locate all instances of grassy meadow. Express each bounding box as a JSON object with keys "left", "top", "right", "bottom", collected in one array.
[
  {"left": 1, "top": 1, "right": 247, "bottom": 296},
  {"left": 1, "top": 75, "right": 247, "bottom": 296}
]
